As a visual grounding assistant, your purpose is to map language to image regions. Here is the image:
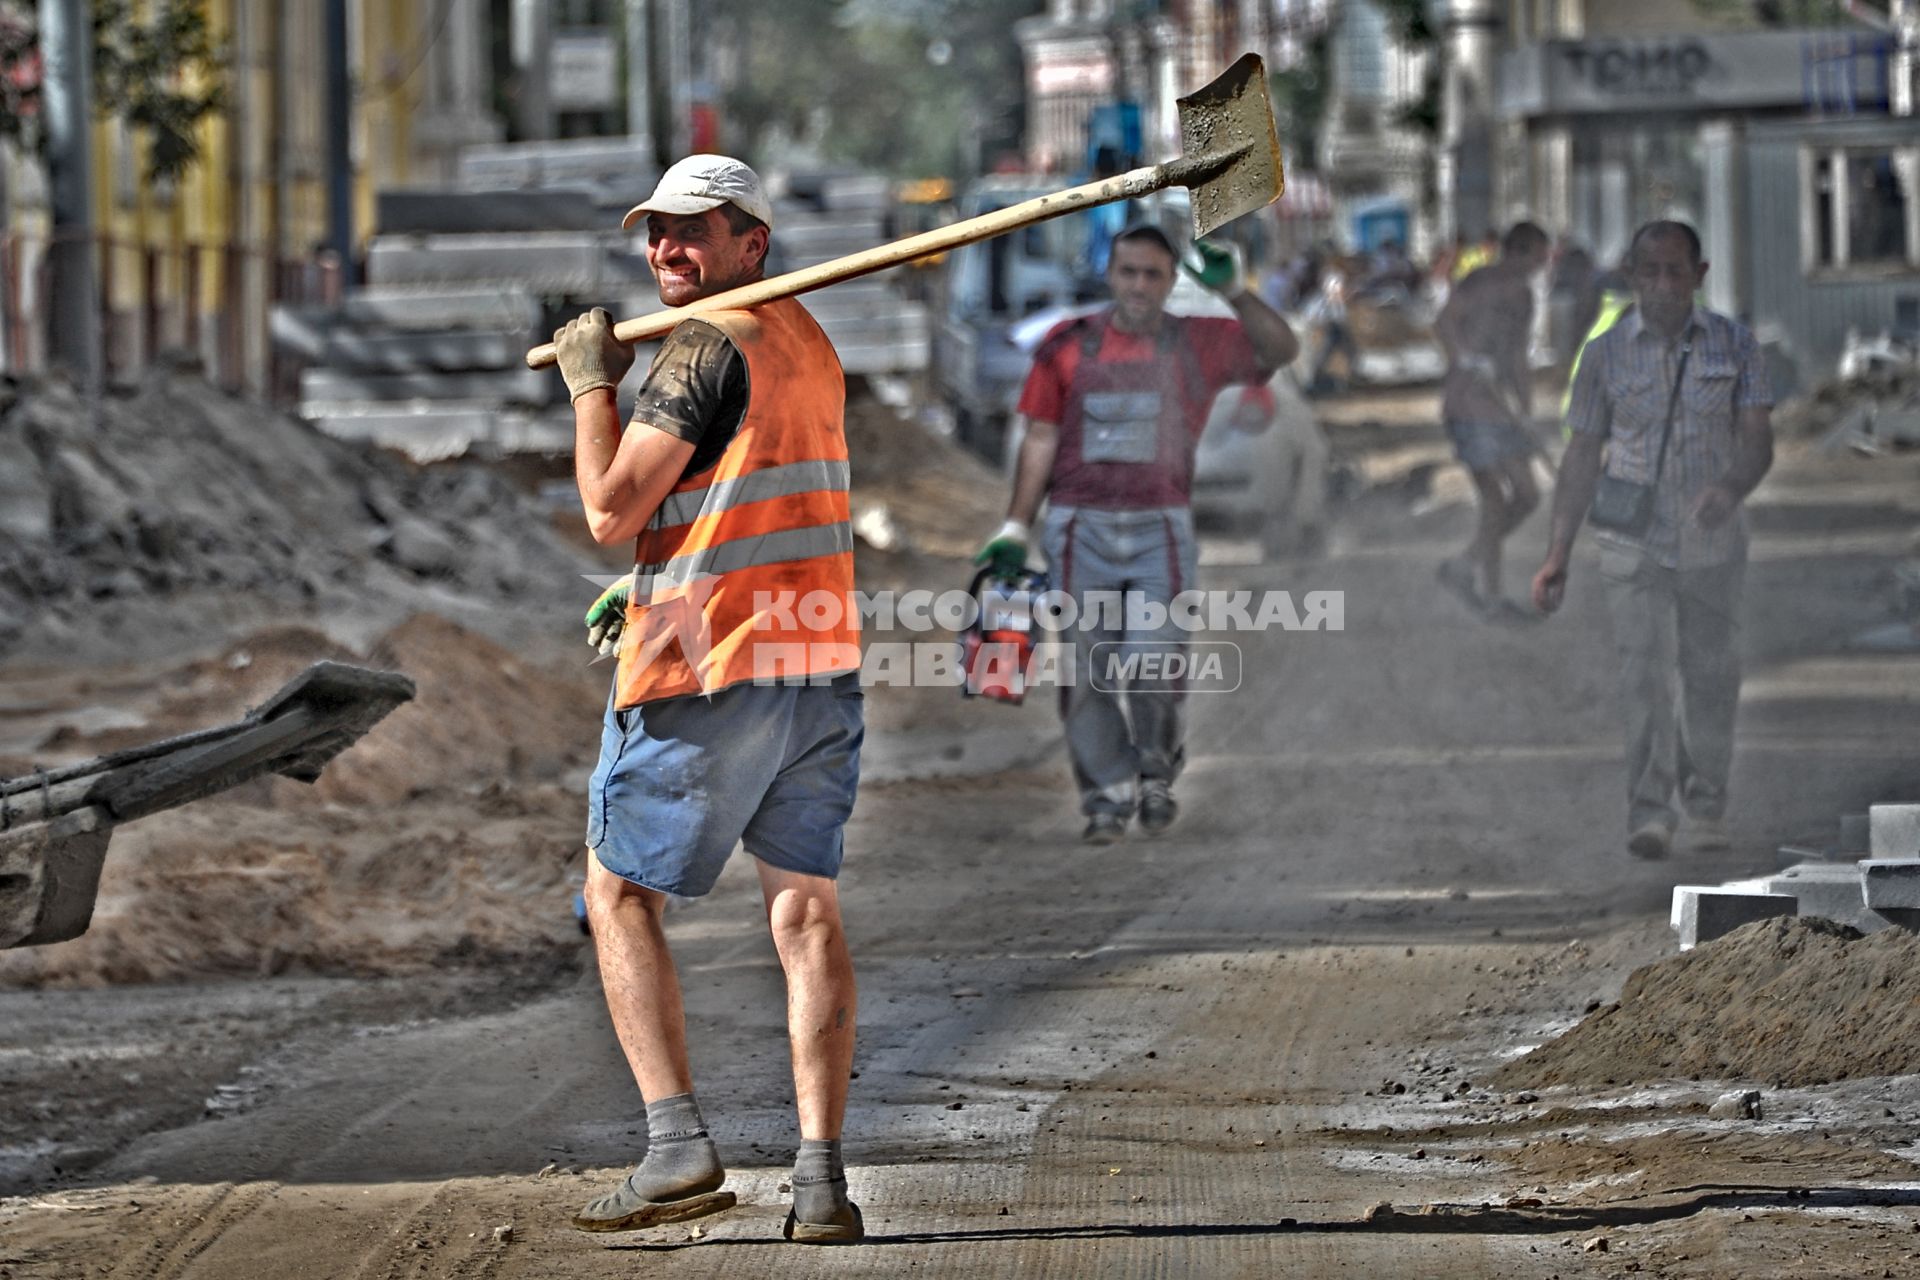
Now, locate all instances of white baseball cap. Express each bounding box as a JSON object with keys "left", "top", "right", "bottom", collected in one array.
[{"left": 621, "top": 154, "right": 775, "bottom": 232}]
